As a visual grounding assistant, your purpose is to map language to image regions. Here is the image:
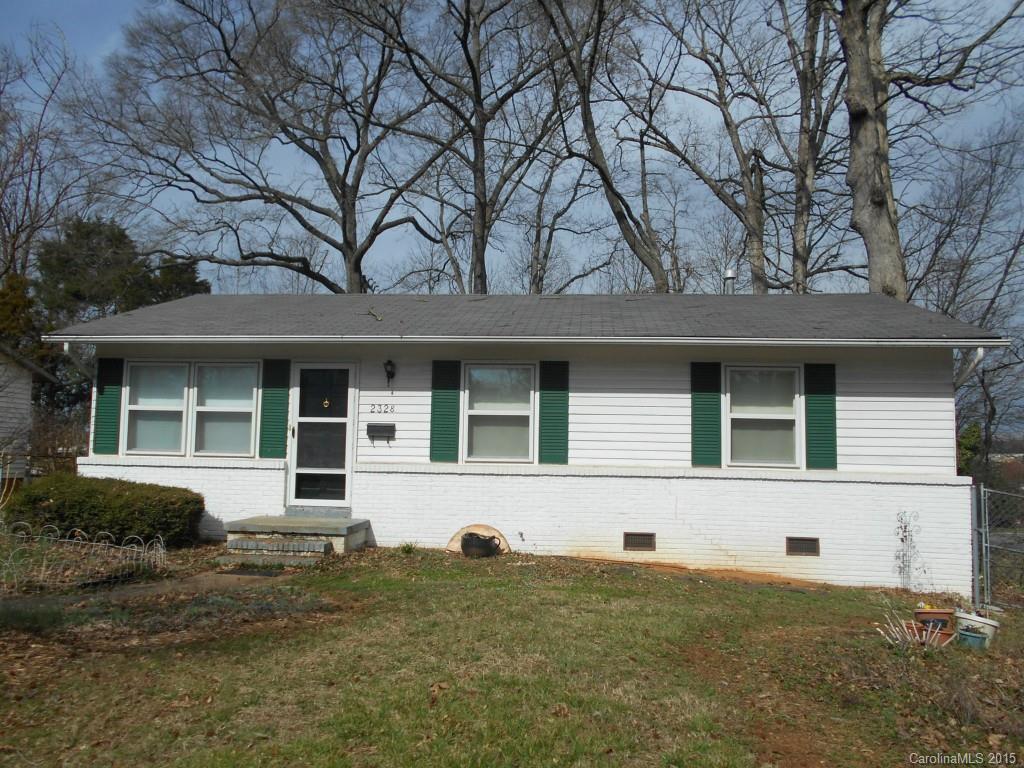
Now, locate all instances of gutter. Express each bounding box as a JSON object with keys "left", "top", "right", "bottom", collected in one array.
[{"left": 44, "top": 334, "right": 1012, "bottom": 349}]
